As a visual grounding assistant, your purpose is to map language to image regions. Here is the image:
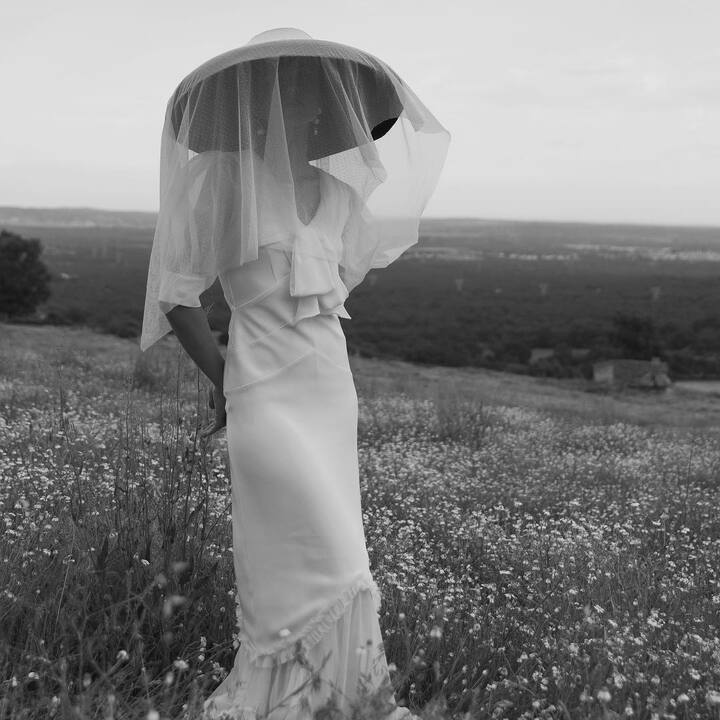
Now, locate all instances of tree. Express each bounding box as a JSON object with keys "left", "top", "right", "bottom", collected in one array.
[
  {"left": 553, "top": 341, "right": 573, "bottom": 365},
  {"left": 501, "top": 337, "right": 531, "bottom": 364},
  {"left": 0, "top": 230, "right": 52, "bottom": 319},
  {"left": 610, "top": 311, "right": 660, "bottom": 359},
  {"left": 532, "top": 325, "right": 555, "bottom": 347}
]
